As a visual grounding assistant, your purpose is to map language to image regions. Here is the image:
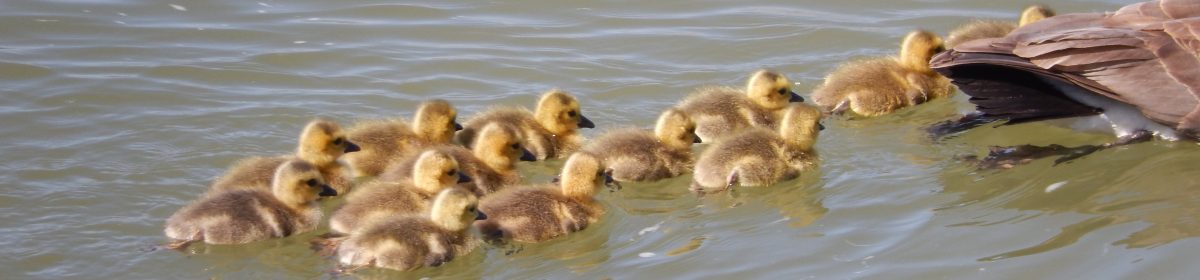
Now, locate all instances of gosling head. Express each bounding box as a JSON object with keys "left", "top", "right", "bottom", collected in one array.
[
  {"left": 654, "top": 108, "right": 700, "bottom": 150},
  {"left": 412, "top": 150, "right": 471, "bottom": 195},
  {"left": 428, "top": 187, "right": 485, "bottom": 231},
  {"left": 534, "top": 89, "right": 595, "bottom": 135},
  {"left": 472, "top": 122, "right": 535, "bottom": 171},
  {"left": 1019, "top": 5, "right": 1055, "bottom": 26},
  {"left": 898, "top": 30, "right": 946, "bottom": 72},
  {"left": 413, "top": 99, "right": 461, "bottom": 144},
  {"left": 778, "top": 103, "right": 824, "bottom": 152},
  {"left": 296, "top": 119, "right": 360, "bottom": 166},
  {"left": 272, "top": 159, "right": 337, "bottom": 206},
  {"left": 745, "top": 69, "right": 802, "bottom": 110},
  {"left": 558, "top": 152, "right": 611, "bottom": 200}
]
